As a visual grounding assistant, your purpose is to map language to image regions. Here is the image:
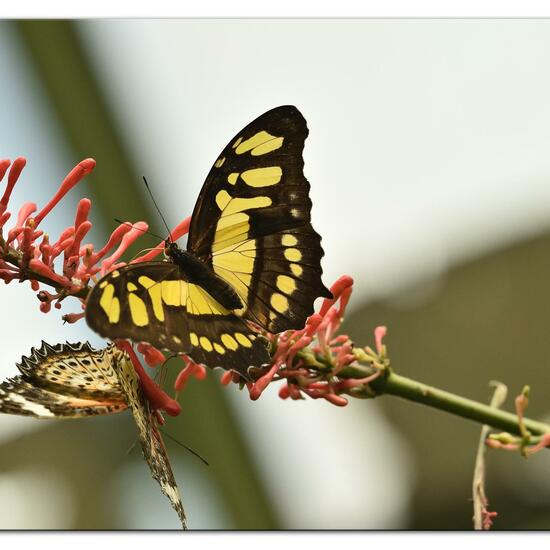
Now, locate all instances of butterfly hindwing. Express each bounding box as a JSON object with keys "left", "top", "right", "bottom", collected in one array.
[
  {"left": 187, "top": 105, "right": 332, "bottom": 333},
  {"left": 0, "top": 341, "right": 187, "bottom": 528},
  {"left": 0, "top": 342, "right": 127, "bottom": 418},
  {"left": 183, "top": 313, "right": 268, "bottom": 374},
  {"left": 86, "top": 262, "right": 270, "bottom": 377},
  {"left": 113, "top": 345, "right": 187, "bottom": 528},
  {"left": 0, "top": 379, "right": 125, "bottom": 419}
]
